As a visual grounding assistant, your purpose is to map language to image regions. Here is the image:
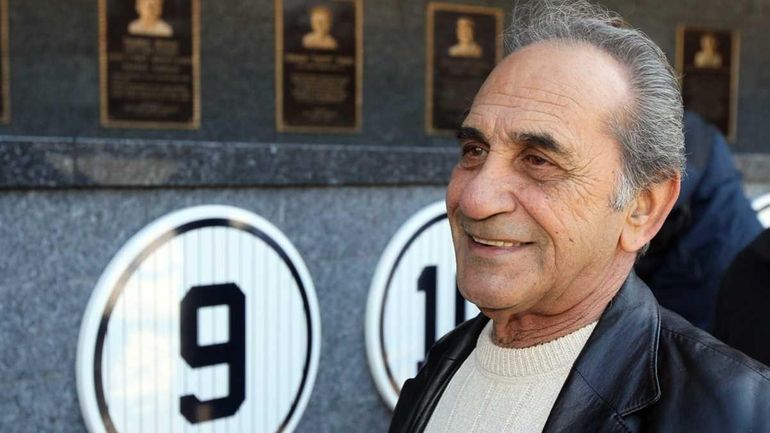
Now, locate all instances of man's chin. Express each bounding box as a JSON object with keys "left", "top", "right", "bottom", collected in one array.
[{"left": 459, "top": 285, "right": 523, "bottom": 313}]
